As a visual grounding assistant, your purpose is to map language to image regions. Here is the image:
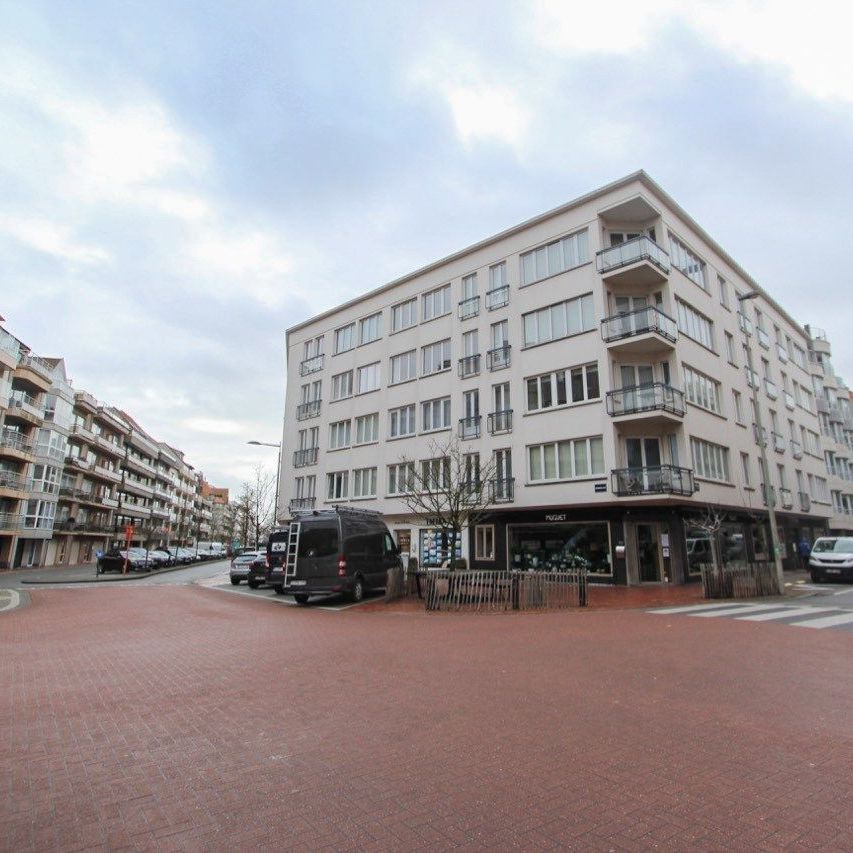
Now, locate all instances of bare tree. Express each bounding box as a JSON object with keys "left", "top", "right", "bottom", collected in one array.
[
  {"left": 249, "top": 463, "right": 276, "bottom": 548},
  {"left": 396, "top": 434, "right": 498, "bottom": 568},
  {"left": 688, "top": 503, "right": 726, "bottom": 574}
]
